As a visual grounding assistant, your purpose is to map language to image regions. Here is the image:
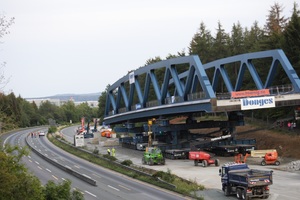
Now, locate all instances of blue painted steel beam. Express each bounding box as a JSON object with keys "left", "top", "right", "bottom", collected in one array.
[
  {"left": 104, "top": 55, "right": 216, "bottom": 123},
  {"left": 203, "top": 49, "right": 300, "bottom": 92},
  {"left": 104, "top": 49, "right": 300, "bottom": 124}
]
